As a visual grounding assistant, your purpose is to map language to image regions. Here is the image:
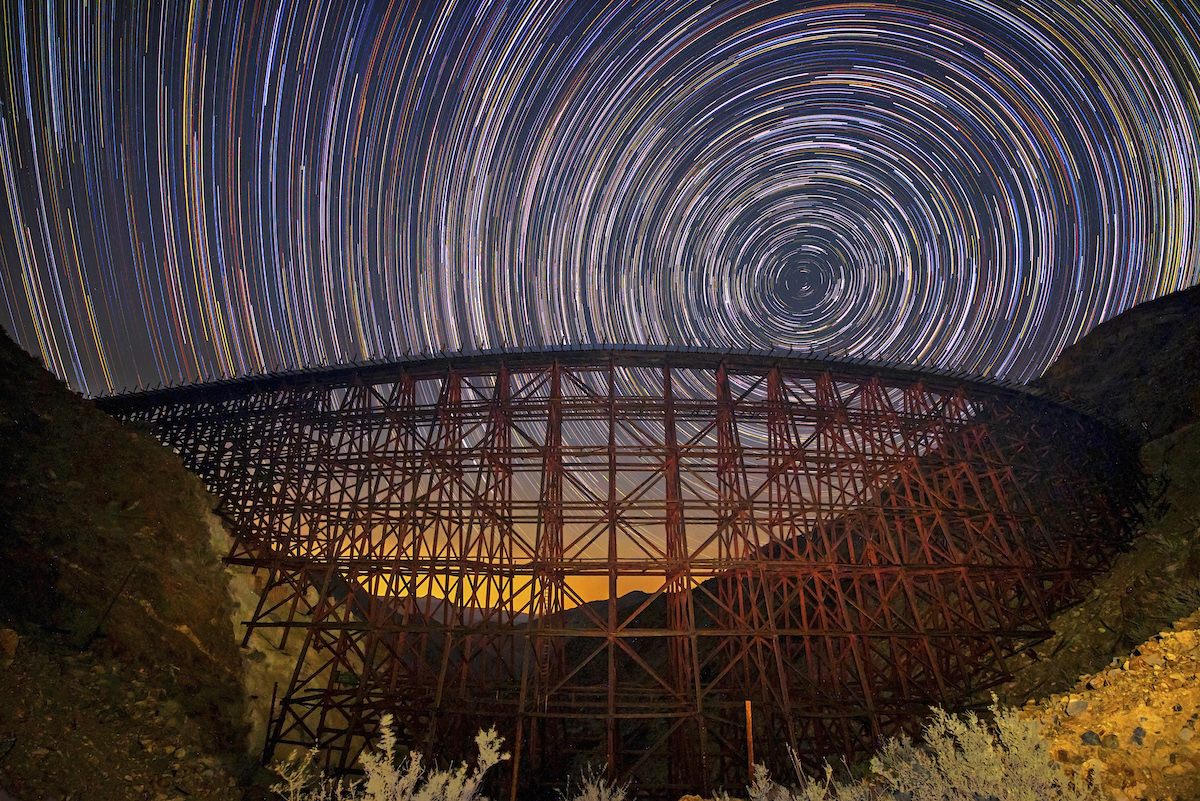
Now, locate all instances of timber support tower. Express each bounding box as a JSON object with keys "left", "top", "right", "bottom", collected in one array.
[{"left": 97, "top": 346, "right": 1143, "bottom": 798}]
